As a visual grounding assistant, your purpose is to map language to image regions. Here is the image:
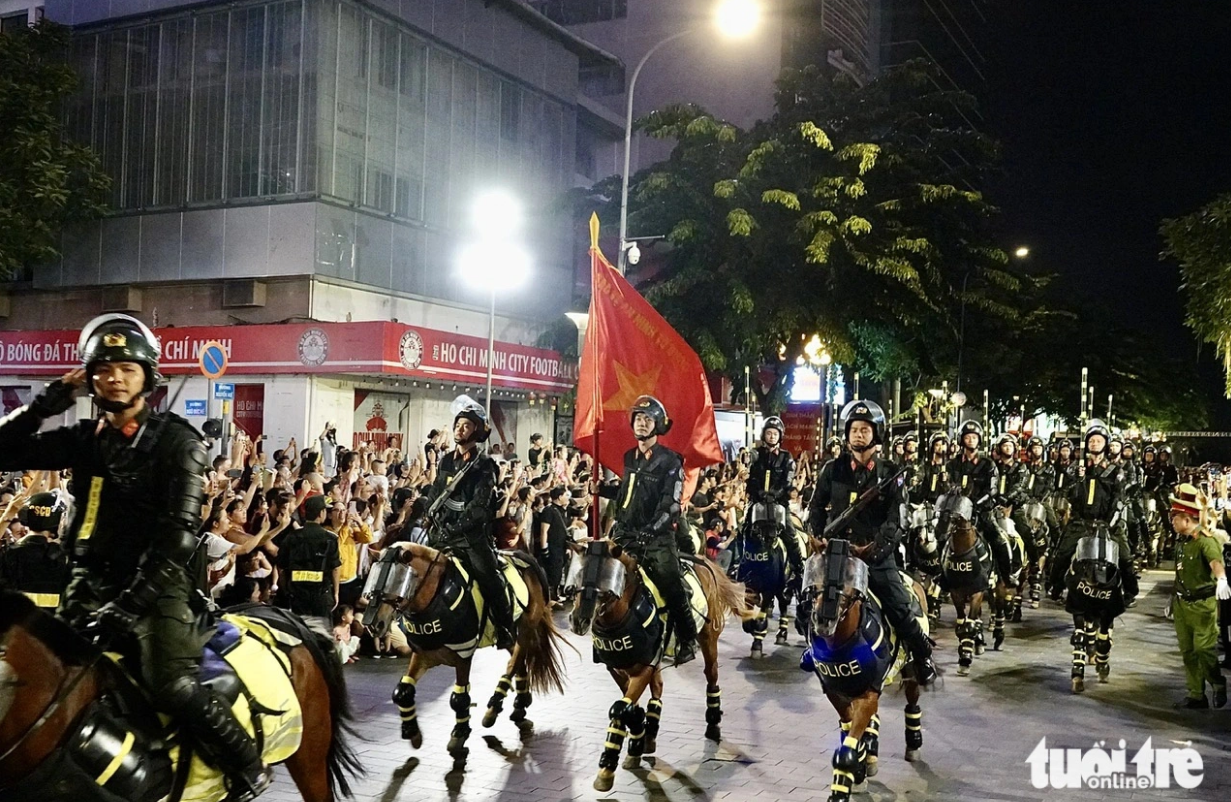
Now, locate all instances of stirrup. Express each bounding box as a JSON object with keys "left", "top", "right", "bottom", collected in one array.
[{"left": 224, "top": 764, "right": 273, "bottom": 802}]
